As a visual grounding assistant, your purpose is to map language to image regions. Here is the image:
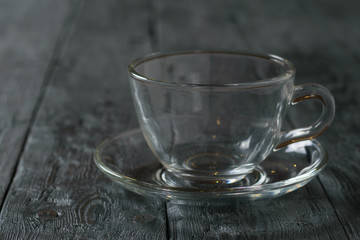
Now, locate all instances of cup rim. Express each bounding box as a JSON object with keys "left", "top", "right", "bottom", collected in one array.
[{"left": 128, "top": 50, "right": 296, "bottom": 89}]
